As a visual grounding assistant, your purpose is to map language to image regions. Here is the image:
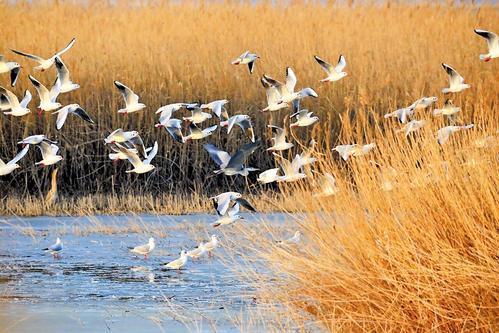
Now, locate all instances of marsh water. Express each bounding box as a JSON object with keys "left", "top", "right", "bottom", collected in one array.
[{"left": 0, "top": 213, "right": 290, "bottom": 332}]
